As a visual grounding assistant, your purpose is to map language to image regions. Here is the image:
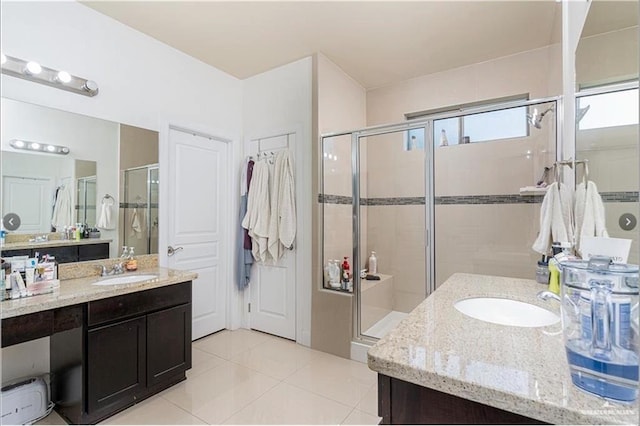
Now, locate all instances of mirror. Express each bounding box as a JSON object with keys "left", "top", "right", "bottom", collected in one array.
[
  {"left": 575, "top": 2, "right": 639, "bottom": 263},
  {"left": 1, "top": 97, "right": 159, "bottom": 256}
]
